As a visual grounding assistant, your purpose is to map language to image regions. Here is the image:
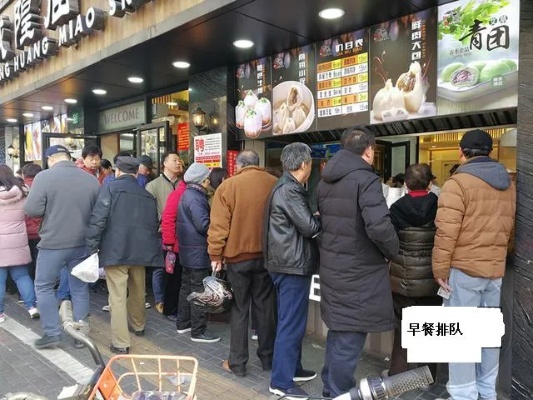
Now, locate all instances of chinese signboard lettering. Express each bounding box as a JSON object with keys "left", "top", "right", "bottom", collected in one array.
[
  {"left": 0, "top": 0, "right": 149, "bottom": 84},
  {"left": 193, "top": 133, "right": 222, "bottom": 168}
]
